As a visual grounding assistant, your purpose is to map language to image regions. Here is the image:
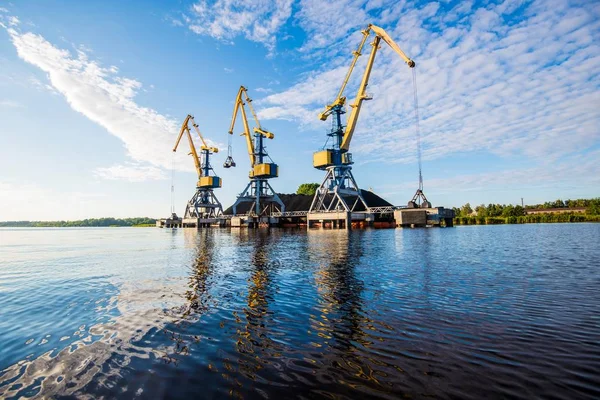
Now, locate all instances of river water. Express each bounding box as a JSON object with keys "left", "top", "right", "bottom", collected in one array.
[{"left": 0, "top": 224, "right": 599, "bottom": 399}]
